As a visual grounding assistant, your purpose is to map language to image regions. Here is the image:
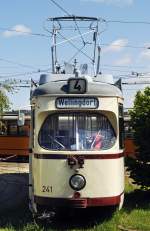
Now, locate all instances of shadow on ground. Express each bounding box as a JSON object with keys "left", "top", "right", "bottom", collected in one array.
[
  {"left": 0, "top": 173, "right": 32, "bottom": 230},
  {"left": 124, "top": 189, "right": 150, "bottom": 212},
  {"left": 0, "top": 173, "right": 28, "bottom": 213},
  {"left": 47, "top": 206, "right": 116, "bottom": 230},
  {"left": 0, "top": 205, "right": 116, "bottom": 230}
]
